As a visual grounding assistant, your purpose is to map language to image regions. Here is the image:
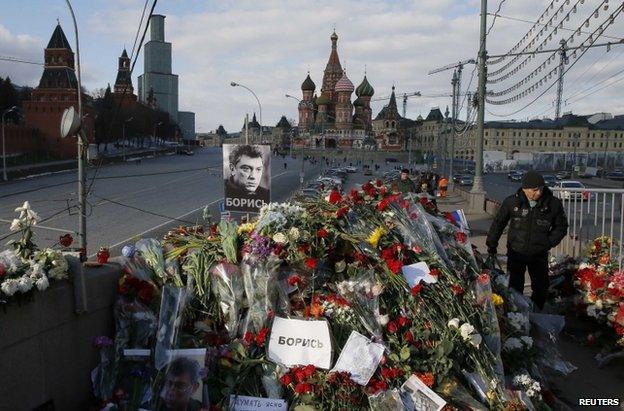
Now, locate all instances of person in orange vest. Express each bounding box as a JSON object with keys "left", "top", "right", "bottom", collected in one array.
[{"left": 438, "top": 176, "right": 449, "bottom": 198}]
